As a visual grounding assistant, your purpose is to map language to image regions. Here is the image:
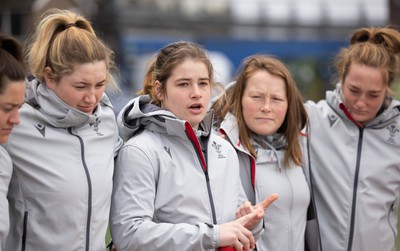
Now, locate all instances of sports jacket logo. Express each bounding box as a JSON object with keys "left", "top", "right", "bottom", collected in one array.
[
  {"left": 34, "top": 123, "right": 46, "bottom": 137},
  {"left": 212, "top": 141, "right": 226, "bottom": 159},
  {"left": 386, "top": 124, "right": 399, "bottom": 144},
  {"left": 163, "top": 146, "right": 172, "bottom": 158},
  {"left": 90, "top": 118, "right": 104, "bottom": 136},
  {"left": 328, "top": 114, "right": 338, "bottom": 127}
]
